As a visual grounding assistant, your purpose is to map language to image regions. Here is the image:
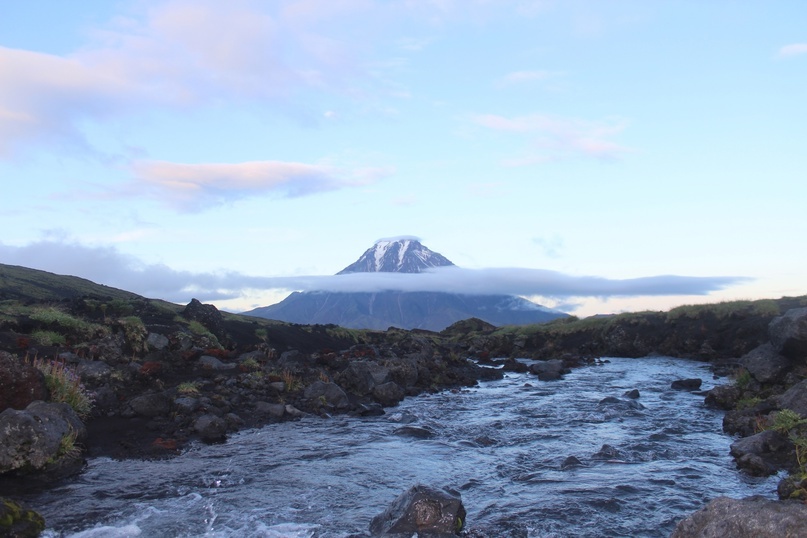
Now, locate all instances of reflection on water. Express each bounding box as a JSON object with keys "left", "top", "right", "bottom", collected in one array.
[{"left": 17, "top": 357, "right": 778, "bottom": 537}]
